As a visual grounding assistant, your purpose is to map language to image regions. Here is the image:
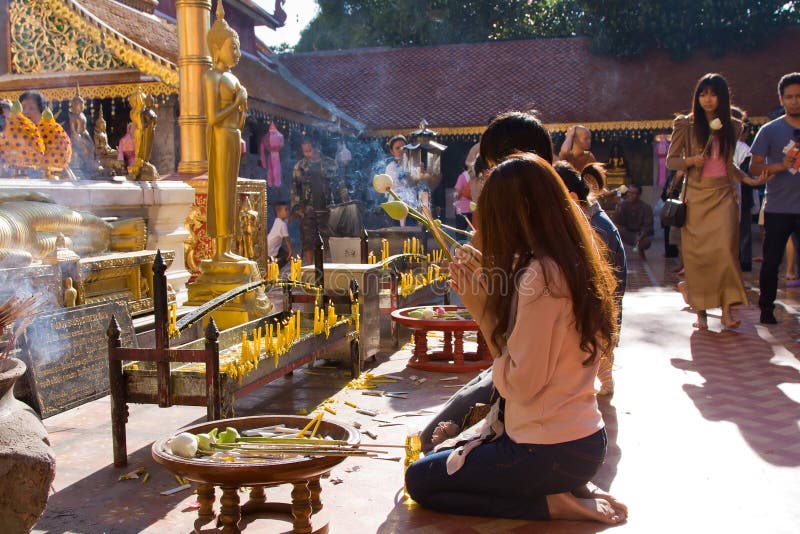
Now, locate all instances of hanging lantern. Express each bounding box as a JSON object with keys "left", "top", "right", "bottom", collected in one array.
[{"left": 403, "top": 119, "right": 447, "bottom": 193}]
